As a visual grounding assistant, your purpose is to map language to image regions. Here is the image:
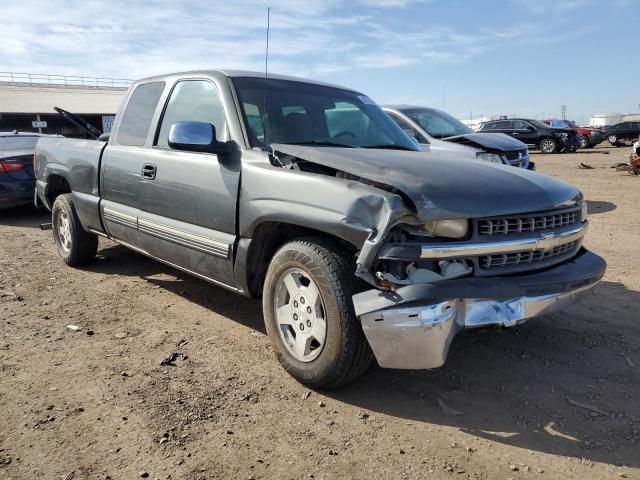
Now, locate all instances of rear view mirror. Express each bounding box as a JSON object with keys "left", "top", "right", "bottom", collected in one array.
[{"left": 168, "top": 121, "right": 230, "bottom": 155}]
